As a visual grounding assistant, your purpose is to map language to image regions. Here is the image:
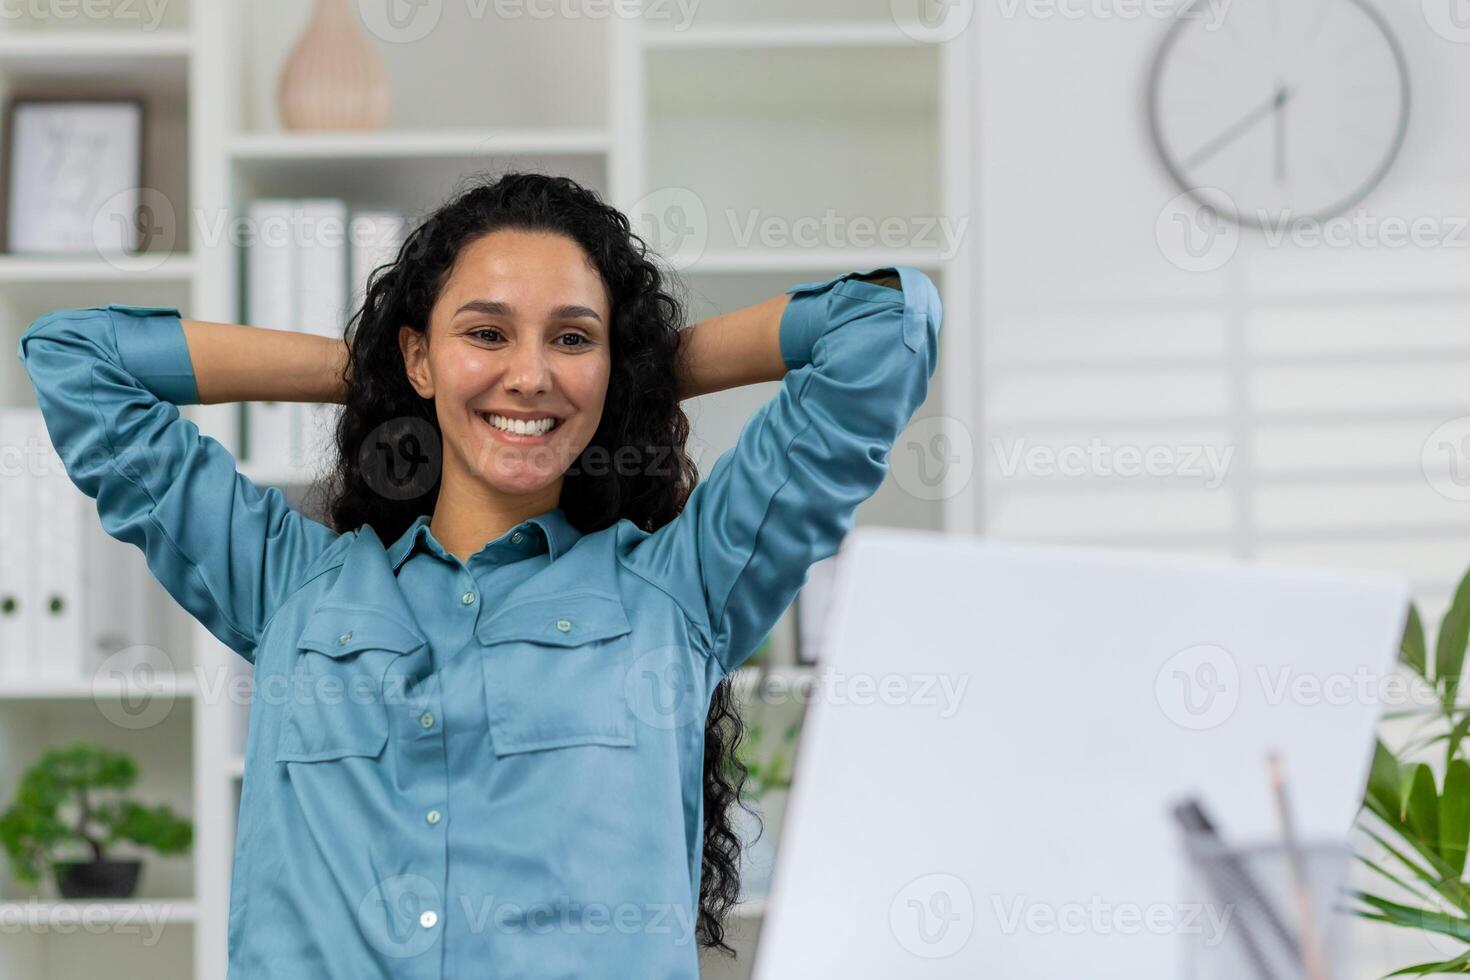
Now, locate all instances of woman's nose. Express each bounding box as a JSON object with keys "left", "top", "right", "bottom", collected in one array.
[{"left": 503, "top": 345, "right": 551, "bottom": 395}]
